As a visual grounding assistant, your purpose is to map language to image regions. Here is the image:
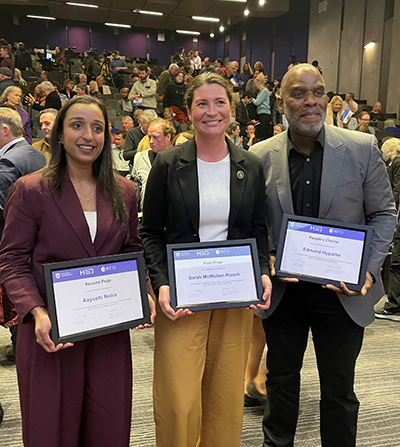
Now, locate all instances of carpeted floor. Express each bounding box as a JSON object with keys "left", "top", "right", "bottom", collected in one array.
[{"left": 0, "top": 318, "right": 399, "bottom": 446}]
